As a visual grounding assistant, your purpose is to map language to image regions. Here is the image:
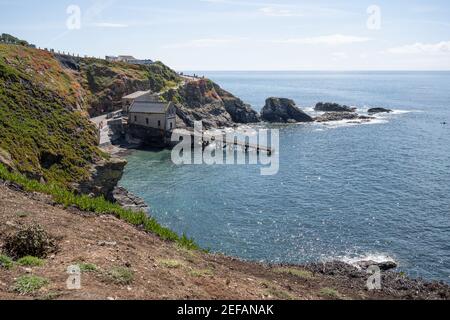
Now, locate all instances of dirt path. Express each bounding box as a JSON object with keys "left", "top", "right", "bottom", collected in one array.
[{"left": 0, "top": 183, "right": 448, "bottom": 300}]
